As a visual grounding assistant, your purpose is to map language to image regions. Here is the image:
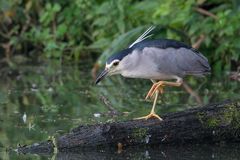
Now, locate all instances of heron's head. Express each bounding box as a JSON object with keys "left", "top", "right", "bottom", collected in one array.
[{"left": 95, "top": 48, "right": 132, "bottom": 84}]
